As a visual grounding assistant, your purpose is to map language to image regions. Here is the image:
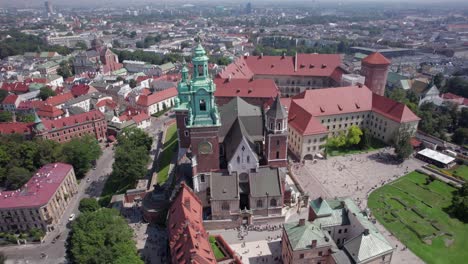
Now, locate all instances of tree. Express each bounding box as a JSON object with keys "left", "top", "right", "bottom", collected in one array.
[
  {"left": 129, "top": 79, "right": 137, "bottom": 88},
  {"left": 6, "top": 167, "right": 32, "bottom": 190},
  {"left": 17, "top": 113, "right": 35, "bottom": 123},
  {"left": 0, "top": 111, "right": 12, "bottom": 122},
  {"left": 75, "top": 41, "right": 88, "bottom": 50},
  {"left": 61, "top": 136, "right": 102, "bottom": 178},
  {"left": 39, "top": 87, "right": 55, "bottom": 100},
  {"left": 57, "top": 60, "right": 73, "bottom": 78},
  {"left": 459, "top": 108, "right": 468, "bottom": 128},
  {"left": 69, "top": 208, "right": 143, "bottom": 264},
  {"left": 118, "top": 127, "right": 153, "bottom": 151},
  {"left": 394, "top": 130, "right": 413, "bottom": 160},
  {"left": 79, "top": 198, "right": 100, "bottom": 213},
  {"left": 0, "top": 90, "right": 7, "bottom": 103},
  {"left": 433, "top": 73, "right": 444, "bottom": 89},
  {"left": 327, "top": 132, "right": 347, "bottom": 148},
  {"left": 452, "top": 128, "right": 468, "bottom": 145},
  {"left": 451, "top": 183, "right": 468, "bottom": 223},
  {"left": 359, "top": 128, "right": 372, "bottom": 150},
  {"left": 346, "top": 125, "right": 363, "bottom": 146}
]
